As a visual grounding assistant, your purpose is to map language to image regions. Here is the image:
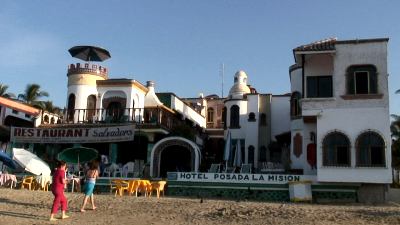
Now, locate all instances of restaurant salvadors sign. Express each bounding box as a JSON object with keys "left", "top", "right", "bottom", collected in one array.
[{"left": 11, "top": 125, "right": 135, "bottom": 143}]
